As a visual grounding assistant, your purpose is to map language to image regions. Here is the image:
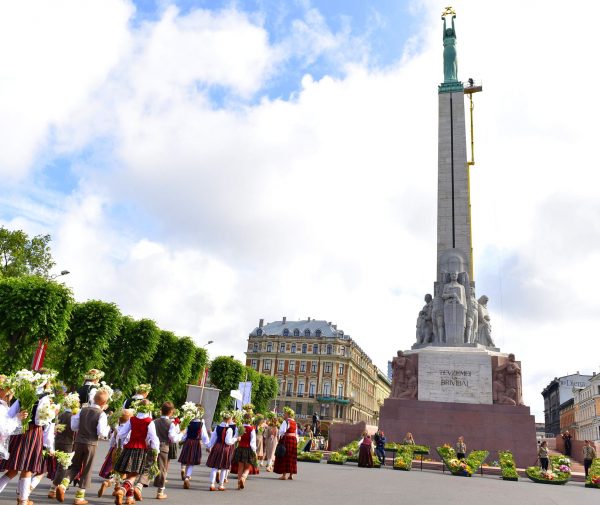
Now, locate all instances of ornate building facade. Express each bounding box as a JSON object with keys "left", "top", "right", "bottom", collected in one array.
[
  {"left": 245, "top": 318, "right": 391, "bottom": 425},
  {"left": 573, "top": 373, "right": 600, "bottom": 441}
]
